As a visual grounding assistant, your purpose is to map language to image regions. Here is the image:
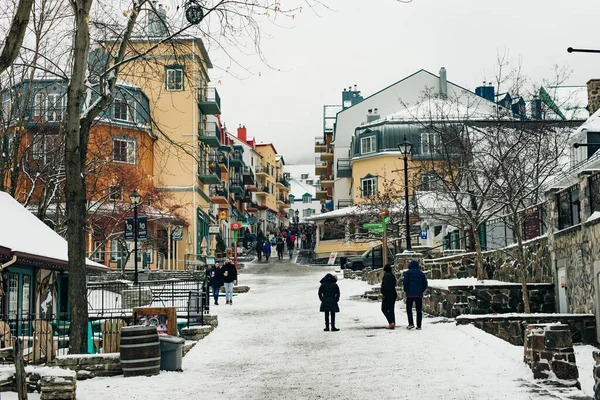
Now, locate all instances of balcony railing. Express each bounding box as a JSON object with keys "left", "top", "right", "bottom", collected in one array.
[
  {"left": 315, "top": 157, "right": 327, "bottom": 167},
  {"left": 198, "top": 87, "right": 221, "bottom": 115},
  {"left": 209, "top": 185, "right": 227, "bottom": 198},
  {"left": 277, "top": 176, "right": 290, "bottom": 188},
  {"left": 255, "top": 165, "right": 268, "bottom": 175},
  {"left": 199, "top": 121, "right": 221, "bottom": 148},
  {"left": 337, "top": 158, "right": 351, "bottom": 178}
]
